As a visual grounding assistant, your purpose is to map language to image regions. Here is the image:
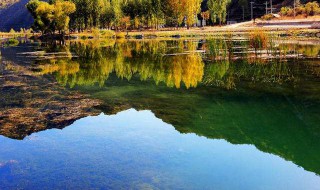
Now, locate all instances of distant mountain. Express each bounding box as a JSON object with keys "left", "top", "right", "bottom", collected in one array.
[{"left": 0, "top": 0, "right": 33, "bottom": 32}]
